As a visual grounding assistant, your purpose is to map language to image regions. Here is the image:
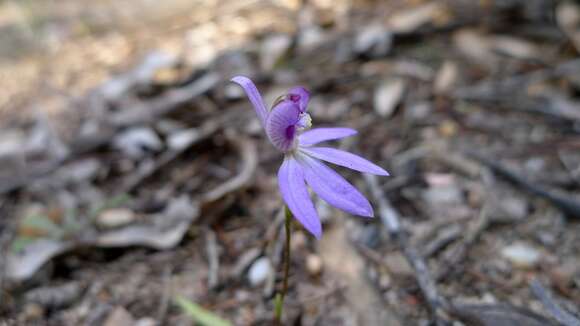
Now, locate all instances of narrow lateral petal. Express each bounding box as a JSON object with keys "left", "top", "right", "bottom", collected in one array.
[
  {"left": 231, "top": 76, "right": 268, "bottom": 127},
  {"left": 298, "top": 128, "right": 358, "bottom": 147},
  {"left": 266, "top": 101, "right": 300, "bottom": 151},
  {"left": 300, "top": 147, "right": 389, "bottom": 176},
  {"left": 298, "top": 154, "right": 374, "bottom": 218},
  {"left": 288, "top": 86, "right": 310, "bottom": 113},
  {"left": 278, "top": 158, "right": 322, "bottom": 238}
]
